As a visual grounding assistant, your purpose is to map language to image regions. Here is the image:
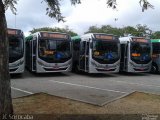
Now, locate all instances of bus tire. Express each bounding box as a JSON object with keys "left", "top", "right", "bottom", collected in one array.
[{"left": 151, "top": 63, "right": 159, "bottom": 73}]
